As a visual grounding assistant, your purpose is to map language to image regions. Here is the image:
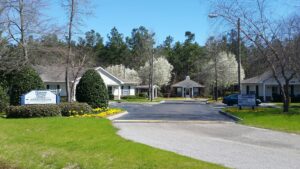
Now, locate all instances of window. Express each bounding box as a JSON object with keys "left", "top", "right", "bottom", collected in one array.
[
  {"left": 108, "top": 86, "right": 112, "bottom": 94},
  {"left": 246, "top": 86, "right": 250, "bottom": 94},
  {"left": 46, "top": 85, "right": 50, "bottom": 89},
  {"left": 272, "top": 86, "right": 278, "bottom": 94},
  {"left": 57, "top": 85, "right": 60, "bottom": 89},
  {"left": 121, "top": 86, "right": 124, "bottom": 89},
  {"left": 128, "top": 86, "right": 131, "bottom": 90},
  {"left": 256, "top": 85, "right": 259, "bottom": 97}
]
